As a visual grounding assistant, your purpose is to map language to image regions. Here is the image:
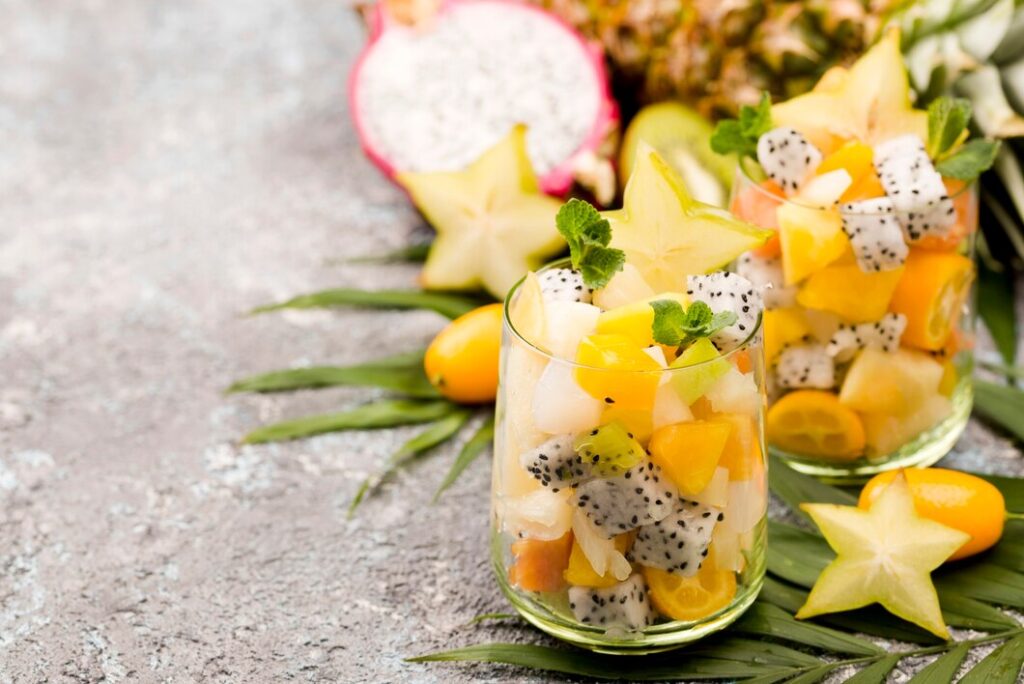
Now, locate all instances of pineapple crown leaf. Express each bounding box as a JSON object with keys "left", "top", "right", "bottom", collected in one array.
[
  {"left": 650, "top": 300, "right": 736, "bottom": 348},
  {"left": 555, "top": 198, "right": 624, "bottom": 289},
  {"left": 710, "top": 92, "right": 773, "bottom": 159}
]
